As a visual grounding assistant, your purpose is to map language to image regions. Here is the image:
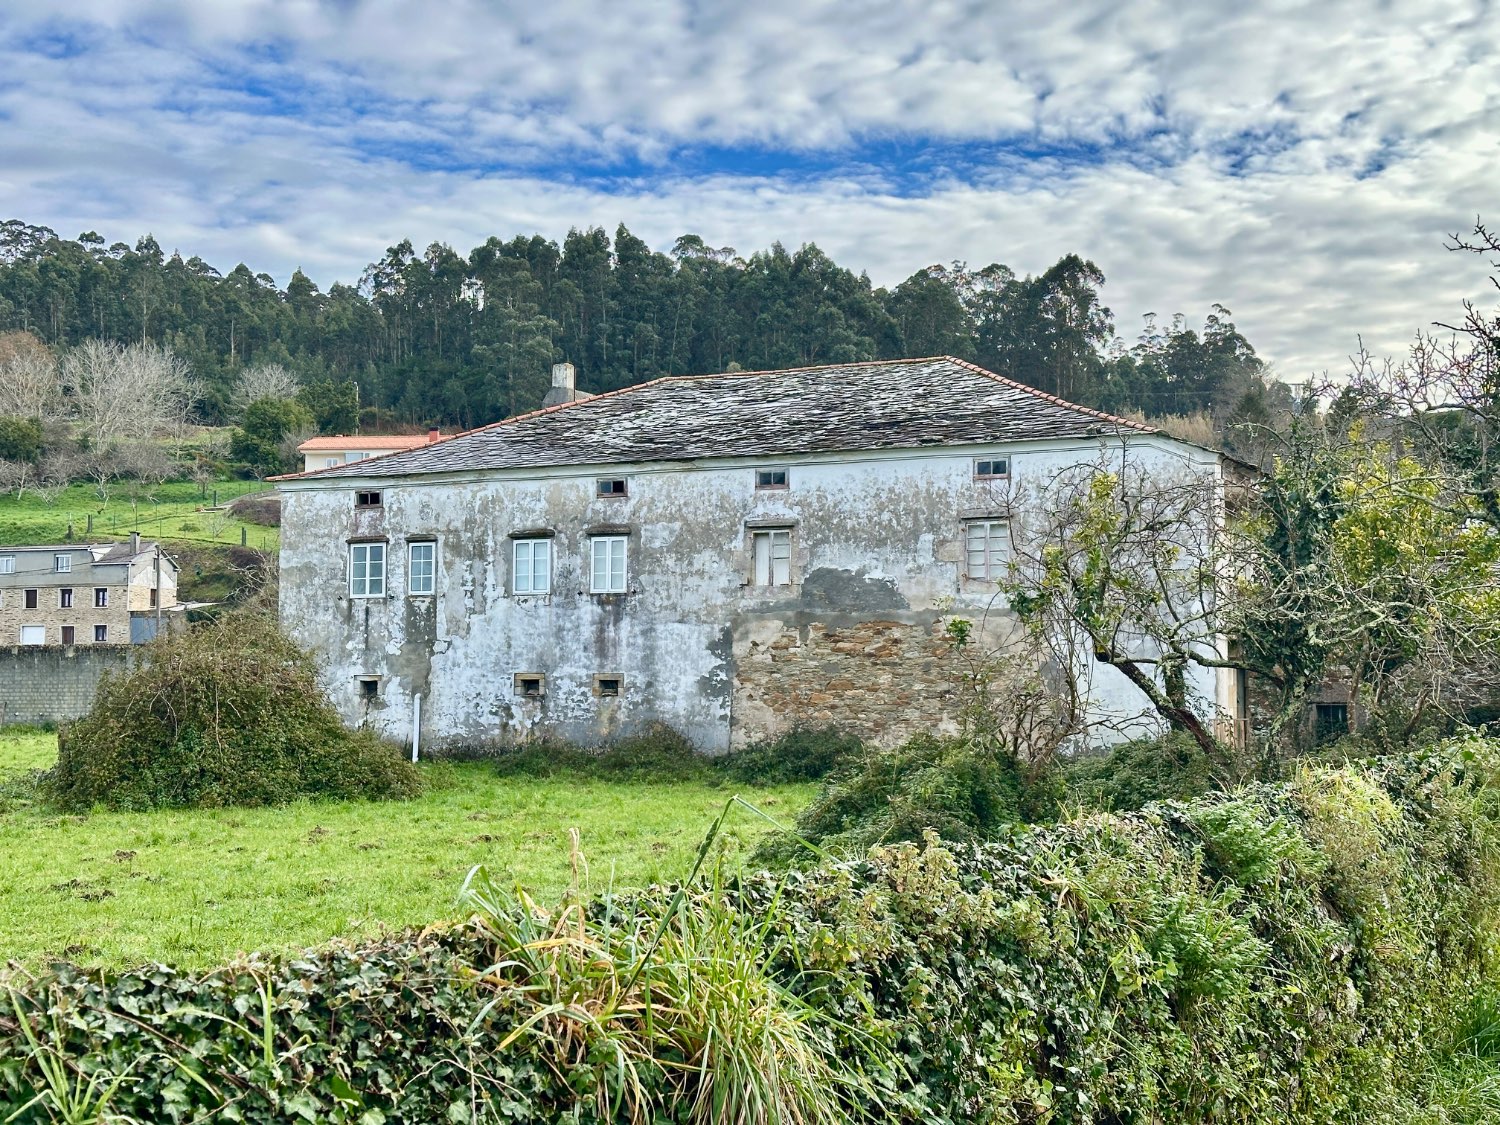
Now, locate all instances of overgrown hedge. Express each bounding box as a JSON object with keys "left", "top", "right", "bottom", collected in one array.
[
  {"left": 3, "top": 738, "right": 1497, "bottom": 1123},
  {"left": 46, "top": 614, "right": 420, "bottom": 810}
]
